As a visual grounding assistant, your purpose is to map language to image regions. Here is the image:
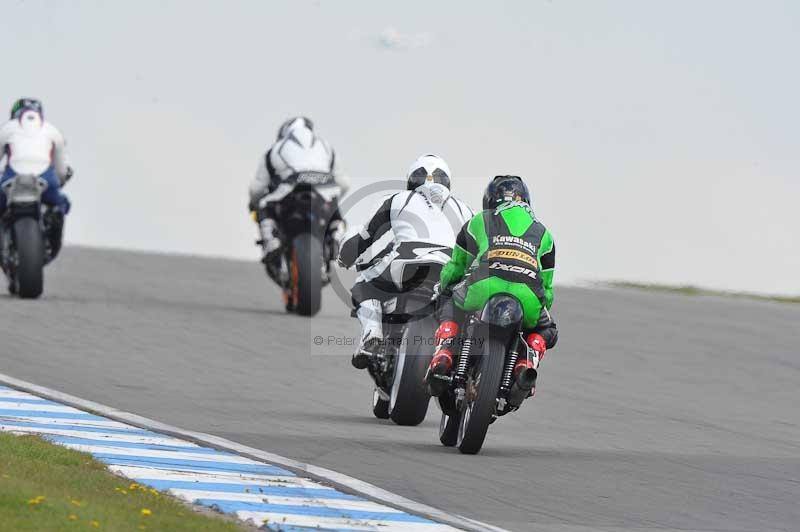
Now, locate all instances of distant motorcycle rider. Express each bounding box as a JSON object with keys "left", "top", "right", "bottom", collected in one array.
[
  {"left": 0, "top": 98, "right": 73, "bottom": 257},
  {"left": 338, "top": 154, "right": 474, "bottom": 369},
  {"left": 248, "top": 116, "right": 349, "bottom": 279},
  {"left": 427, "top": 175, "right": 558, "bottom": 399}
]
